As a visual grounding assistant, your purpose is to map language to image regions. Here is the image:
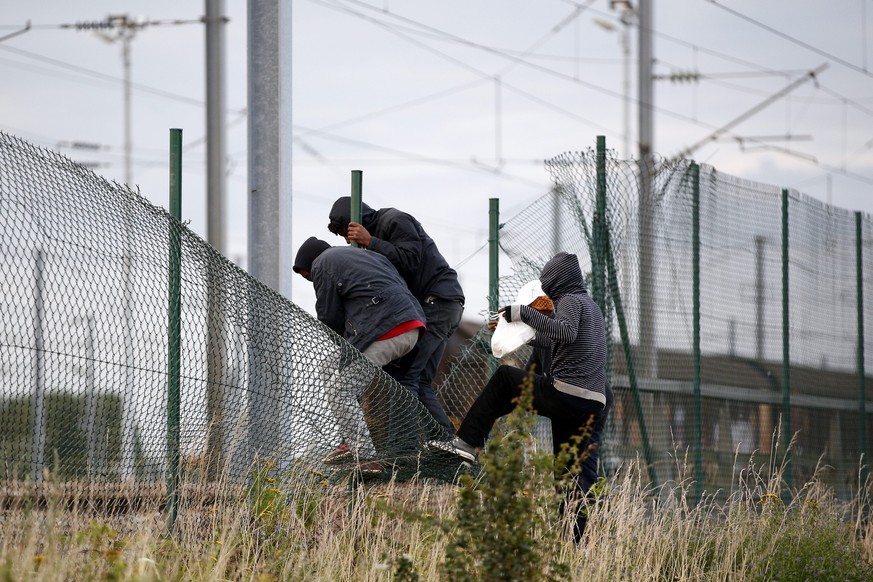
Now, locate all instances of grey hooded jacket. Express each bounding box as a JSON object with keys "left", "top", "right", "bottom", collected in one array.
[{"left": 508, "top": 252, "right": 607, "bottom": 405}]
